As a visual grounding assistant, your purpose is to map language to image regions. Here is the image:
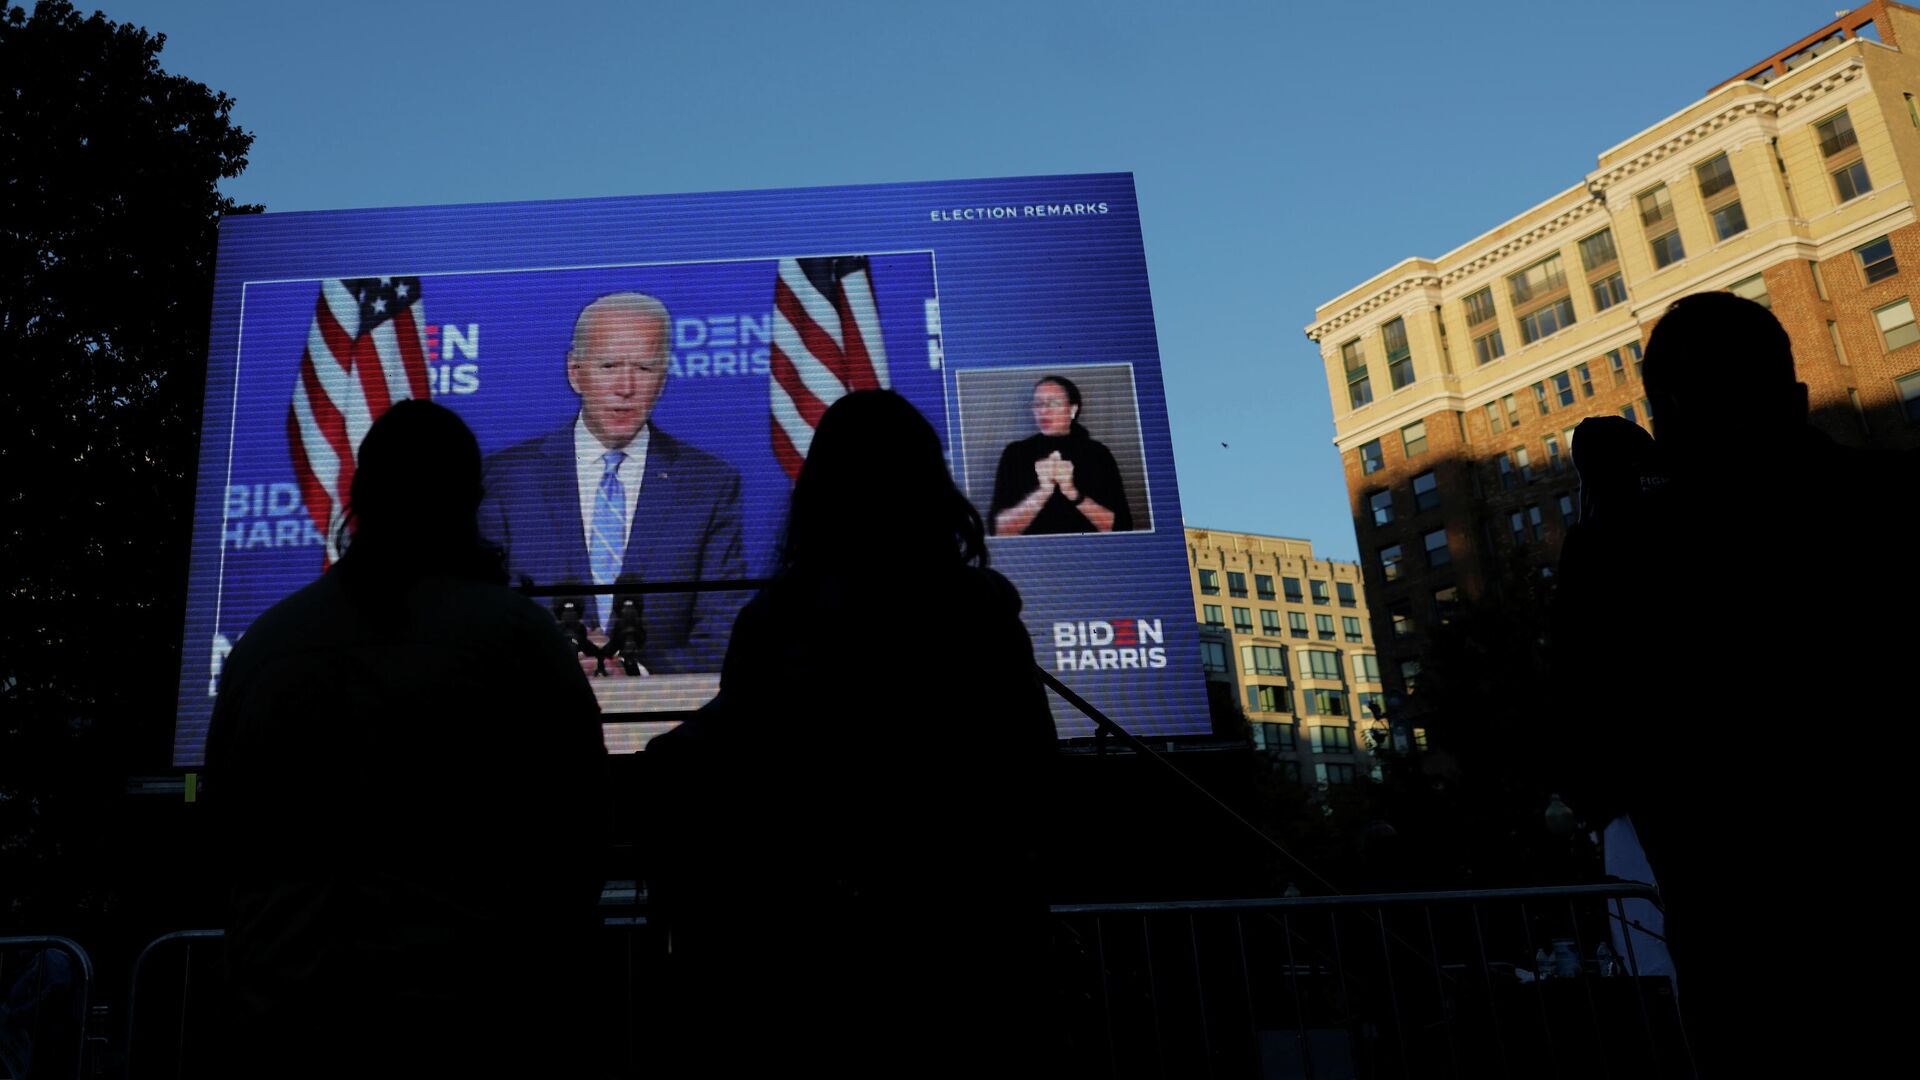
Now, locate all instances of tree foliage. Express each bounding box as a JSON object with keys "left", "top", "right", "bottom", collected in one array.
[{"left": 2, "top": 0, "right": 259, "bottom": 920}]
